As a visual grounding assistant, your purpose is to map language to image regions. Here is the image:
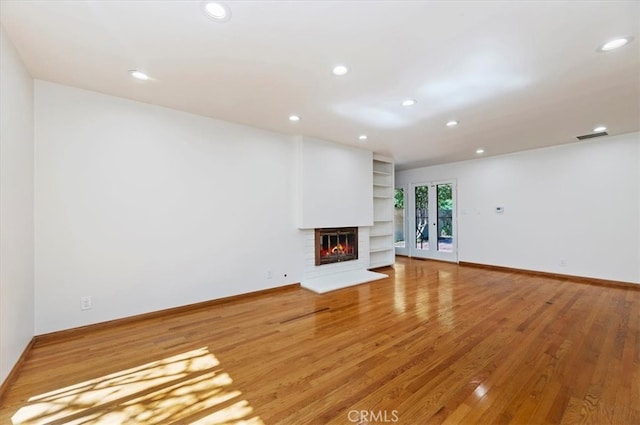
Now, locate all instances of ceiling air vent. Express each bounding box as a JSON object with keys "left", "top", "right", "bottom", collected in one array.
[{"left": 576, "top": 131, "right": 608, "bottom": 141}]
